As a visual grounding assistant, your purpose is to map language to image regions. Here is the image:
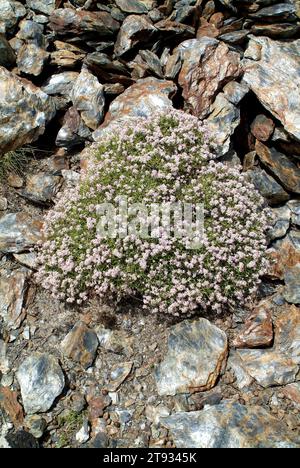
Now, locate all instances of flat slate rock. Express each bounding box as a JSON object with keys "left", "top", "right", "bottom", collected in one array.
[
  {"left": 161, "top": 402, "right": 299, "bottom": 448},
  {"left": 155, "top": 318, "right": 228, "bottom": 396}
]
